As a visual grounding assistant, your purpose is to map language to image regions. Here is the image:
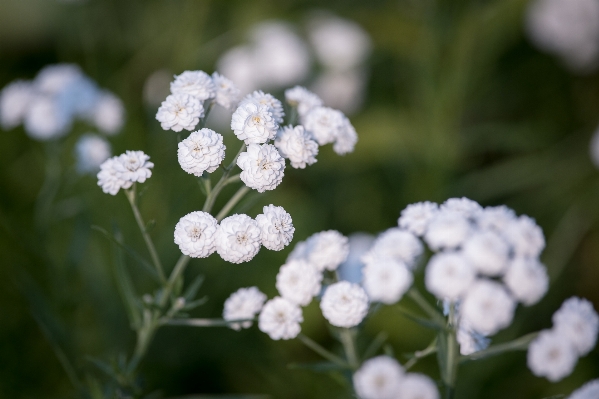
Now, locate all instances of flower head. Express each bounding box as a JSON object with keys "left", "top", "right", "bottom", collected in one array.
[
  {"left": 362, "top": 228, "right": 423, "bottom": 270},
  {"left": 237, "top": 144, "right": 285, "bottom": 192},
  {"left": 241, "top": 90, "right": 284, "bottom": 124},
  {"left": 504, "top": 215, "right": 545, "bottom": 258},
  {"left": 91, "top": 91, "right": 125, "bottom": 135},
  {"left": 0, "top": 80, "right": 33, "bottom": 130},
  {"left": 462, "top": 230, "right": 510, "bottom": 276},
  {"left": 302, "top": 106, "right": 345, "bottom": 145},
  {"left": 461, "top": 279, "right": 516, "bottom": 335},
  {"left": 274, "top": 125, "right": 319, "bottom": 169},
  {"left": 569, "top": 379, "right": 599, "bottom": 399},
  {"left": 215, "top": 214, "right": 261, "bottom": 264},
  {"left": 231, "top": 100, "right": 278, "bottom": 144},
  {"left": 424, "top": 210, "right": 472, "bottom": 251},
  {"left": 503, "top": 258, "right": 549, "bottom": 306},
  {"left": 174, "top": 211, "right": 218, "bottom": 258},
  {"left": 223, "top": 286, "right": 267, "bottom": 330},
  {"left": 398, "top": 201, "right": 439, "bottom": 236},
  {"left": 425, "top": 252, "right": 476, "bottom": 301},
  {"left": 75, "top": 134, "right": 111, "bottom": 174},
  {"left": 177, "top": 128, "right": 226, "bottom": 176},
  {"left": 255, "top": 204, "right": 294, "bottom": 251},
  {"left": 211, "top": 72, "right": 240, "bottom": 110},
  {"left": 362, "top": 259, "right": 413, "bottom": 304},
  {"left": 24, "top": 95, "right": 71, "bottom": 140},
  {"left": 397, "top": 373, "right": 440, "bottom": 399},
  {"left": 258, "top": 297, "right": 303, "bottom": 340},
  {"left": 156, "top": 93, "right": 204, "bottom": 132},
  {"left": 353, "top": 356, "right": 403, "bottom": 399},
  {"left": 320, "top": 281, "right": 369, "bottom": 328},
  {"left": 276, "top": 260, "right": 322, "bottom": 306},
  {"left": 298, "top": 230, "right": 350, "bottom": 272},
  {"left": 170, "top": 70, "right": 216, "bottom": 102},
  {"left": 97, "top": 157, "right": 132, "bottom": 195},
  {"left": 284, "top": 86, "right": 323, "bottom": 118},
  {"left": 528, "top": 329, "right": 578, "bottom": 382},
  {"left": 552, "top": 297, "right": 599, "bottom": 356},
  {"left": 114, "top": 150, "right": 154, "bottom": 184},
  {"left": 333, "top": 117, "right": 358, "bottom": 155},
  {"left": 440, "top": 197, "right": 483, "bottom": 219}
]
